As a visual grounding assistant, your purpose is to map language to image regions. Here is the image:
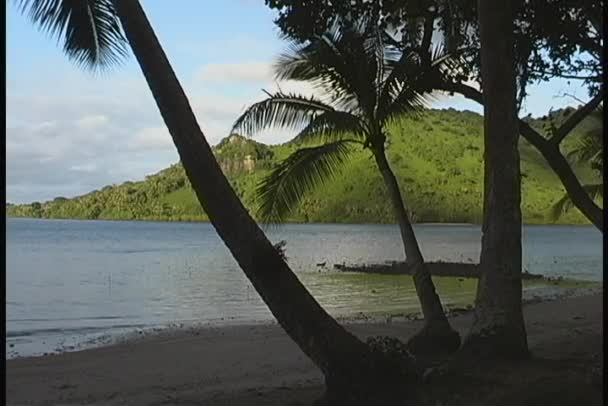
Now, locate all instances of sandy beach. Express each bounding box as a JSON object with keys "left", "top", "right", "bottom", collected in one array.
[{"left": 6, "top": 292, "right": 603, "bottom": 405}]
